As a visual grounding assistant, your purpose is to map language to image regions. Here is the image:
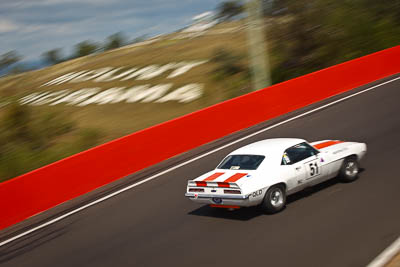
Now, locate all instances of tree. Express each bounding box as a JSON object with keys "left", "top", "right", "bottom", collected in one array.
[
  {"left": 73, "top": 40, "right": 99, "bottom": 58},
  {"left": 211, "top": 48, "right": 245, "bottom": 75},
  {"left": 2, "top": 102, "right": 31, "bottom": 143},
  {"left": 104, "top": 32, "right": 127, "bottom": 51},
  {"left": 0, "top": 102, "right": 77, "bottom": 180},
  {"left": 216, "top": 0, "right": 245, "bottom": 21},
  {"left": 131, "top": 35, "right": 148, "bottom": 44},
  {"left": 0, "top": 51, "right": 21, "bottom": 71},
  {"left": 268, "top": 0, "right": 400, "bottom": 83},
  {"left": 211, "top": 48, "right": 250, "bottom": 98},
  {"left": 9, "top": 64, "right": 29, "bottom": 75},
  {"left": 42, "top": 48, "right": 64, "bottom": 65},
  {"left": 262, "top": 0, "right": 289, "bottom": 16}
]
